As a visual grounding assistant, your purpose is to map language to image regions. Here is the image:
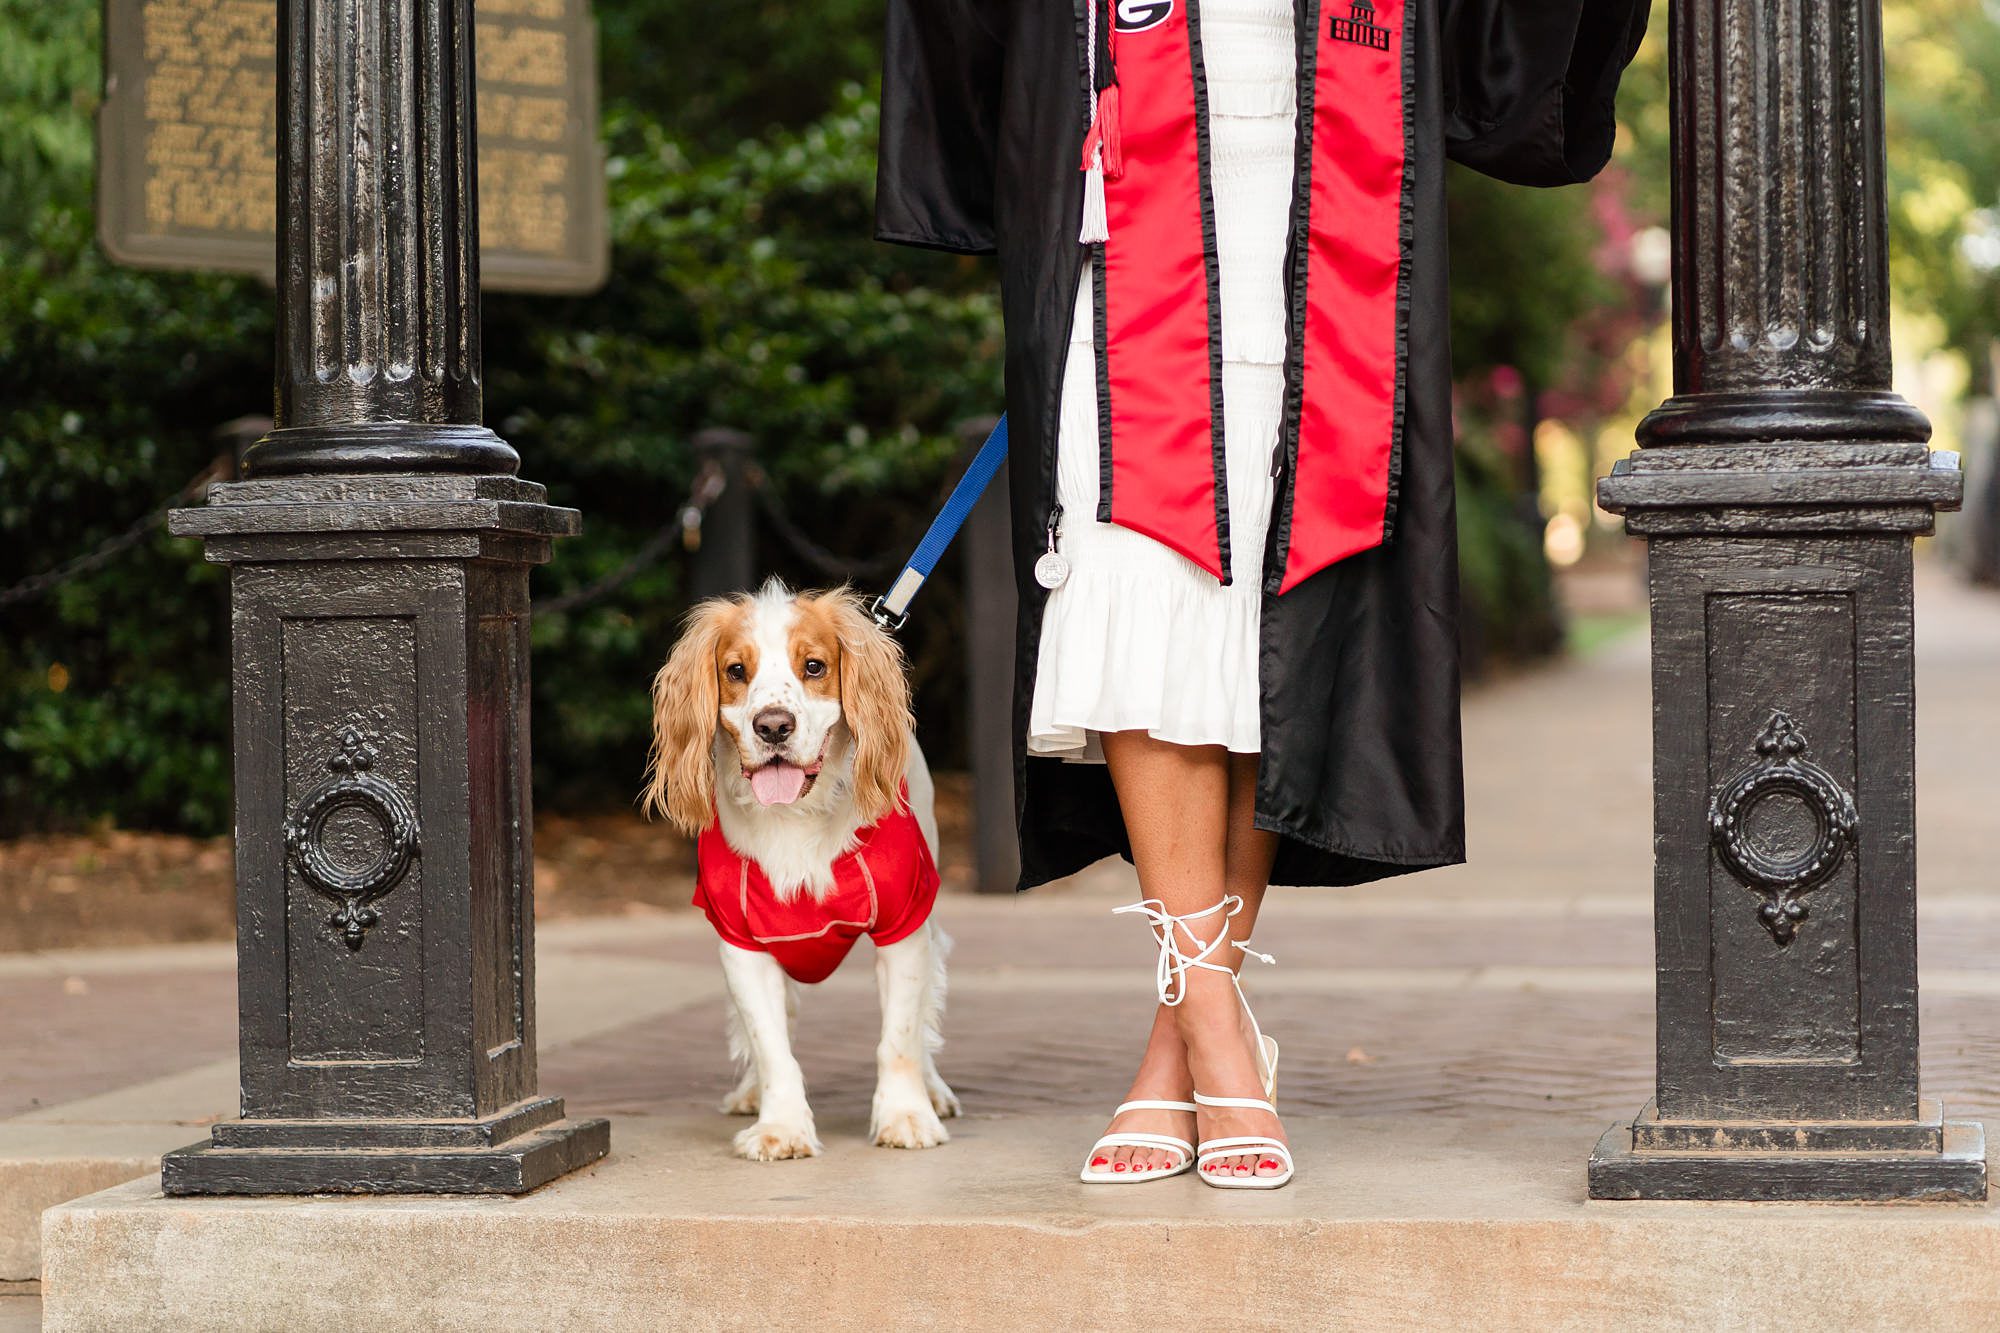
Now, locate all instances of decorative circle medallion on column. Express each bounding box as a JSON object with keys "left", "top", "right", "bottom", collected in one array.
[
  {"left": 284, "top": 726, "right": 420, "bottom": 949},
  {"left": 1708, "top": 712, "right": 1858, "bottom": 946}
]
